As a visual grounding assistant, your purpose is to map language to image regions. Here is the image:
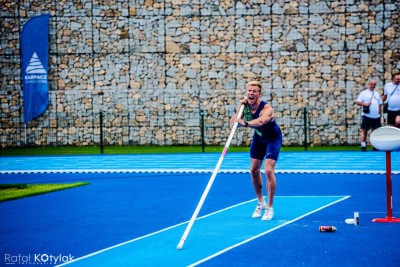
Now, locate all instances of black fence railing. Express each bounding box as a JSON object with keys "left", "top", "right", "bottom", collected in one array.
[{"left": 0, "top": 106, "right": 367, "bottom": 155}]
